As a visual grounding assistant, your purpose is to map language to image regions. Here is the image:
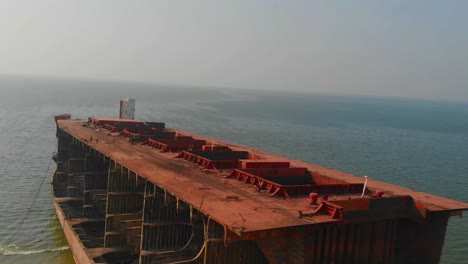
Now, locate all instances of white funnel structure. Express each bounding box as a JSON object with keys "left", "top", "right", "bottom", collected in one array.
[{"left": 119, "top": 98, "right": 135, "bottom": 119}]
